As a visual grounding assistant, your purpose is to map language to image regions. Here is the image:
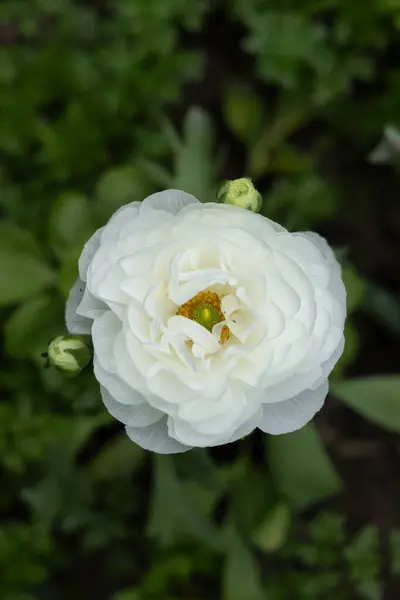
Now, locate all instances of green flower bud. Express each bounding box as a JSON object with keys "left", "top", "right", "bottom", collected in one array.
[
  {"left": 46, "top": 335, "right": 92, "bottom": 375},
  {"left": 217, "top": 177, "right": 262, "bottom": 213}
]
